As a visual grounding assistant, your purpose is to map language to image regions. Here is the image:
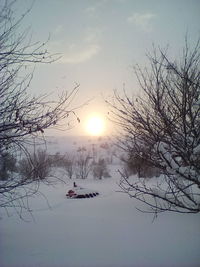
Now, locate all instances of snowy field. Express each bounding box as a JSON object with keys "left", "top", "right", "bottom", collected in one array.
[{"left": 0, "top": 136, "right": 200, "bottom": 267}]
